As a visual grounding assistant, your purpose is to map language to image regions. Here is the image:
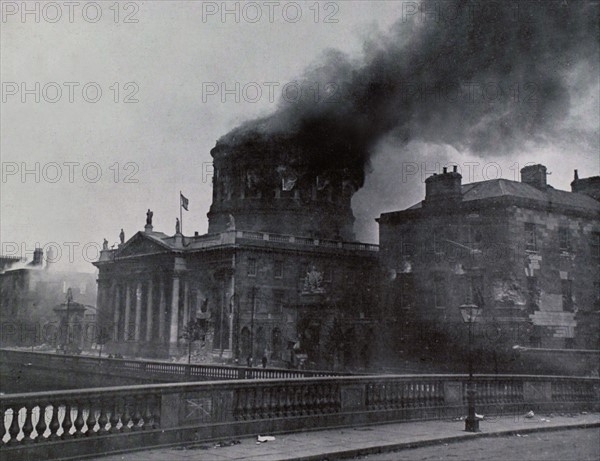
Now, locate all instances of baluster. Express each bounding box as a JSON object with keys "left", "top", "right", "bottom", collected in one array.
[
  {"left": 131, "top": 396, "right": 142, "bottom": 431},
  {"left": 371, "top": 384, "right": 379, "bottom": 410},
  {"left": 73, "top": 401, "right": 85, "bottom": 437},
  {"left": 332, "top": 384, "right": 341, "bottom": 412},
  {"left": 302, "top": 386, "right": 310, "bottom": 415},
  {"left": 283, "top": 387, "right": 291, "bottom": 417},
  {"left": 48, "top": 403, "right": 61, "bottom": 440},
  {"left": 61, "top": 404, "right": 73, "bottom": 439},
  {"left": 121, "top": 397, "right": 132, "bottom": 432},
  {"left": 0, "top": 404, "right": 7, "bottom": 445},
  {"left": 268, "top": 387, "right": 277, "bottom": 418},
  {"left": 35, "top": 404, "right": 48, "bottom": 441},
  {"left": 392, "top": 382, "right": 400, "bottom": 409},
  {"left": 238, "top": 389, "right": 247, "bottom": 420},
  {"left": 306, "top": 385, "right": 315, "bottom": 415},
  {"left": 152, "top": 394, "right": 161, "bottom": 428},
  {"left": 85, "top": 399, "right": 97, "bottom": 436},
  {"left": 290, "top": 387, "right": 299, "bottom": 416},
  {"left": 8, "top": 406, "right": 21, "bottom": 445},
  {"left": 22, "top": 404, "right": 34, "bottom": 443},
  {"left": 262, "top": 388, "right": 271, "bottom": 419},
  {"left": 109, "top": 399, "right": 121, "bottom": 433},
  {"left": 142, "top": 396, "right": 153, "bottom": 429},
  {"left": 97, "top": 400, "right": 109, "bottom": 435},
  {"left": 255, "top": 388, "right": 264, "bottom": 419}
]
